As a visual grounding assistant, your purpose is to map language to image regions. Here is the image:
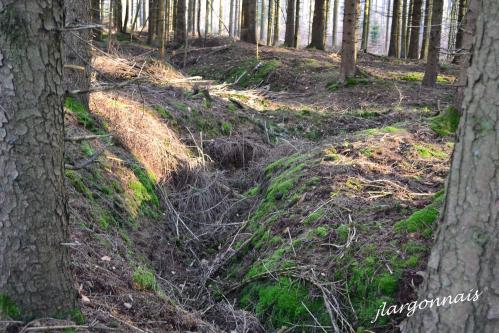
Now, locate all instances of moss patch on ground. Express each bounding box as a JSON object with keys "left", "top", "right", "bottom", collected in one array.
[
  {"left": 430, "top": 107, "right": 460, "bottom": 136},
  {"left": 227, "top": 59, "right": 280, "bottom": 88}
]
